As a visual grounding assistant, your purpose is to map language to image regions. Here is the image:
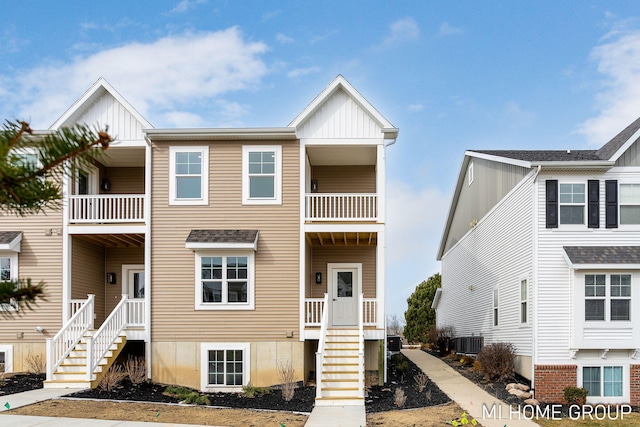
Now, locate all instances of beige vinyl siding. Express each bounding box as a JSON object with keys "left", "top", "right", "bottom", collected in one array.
[
  {"left": 150, "top": 140, "right": 300, "bottom": 342},
  {"left": 103, "top": 167, "right": 144, "bottom": 194},
  {"left": 305, "top": 241, "right": 312, "bottom": 297},
  {"left": 0, "top": 210, "right": 64, "bottom": 343},
  {"left": 312, "top": 165, "right": 376, "bottom": 193},
  {"left": 105, "top": 247, "right": 144, "bottom": 313},
  {"left": 71, "top": 237, "right": 106, "bottom": 323},
  {"left": 310, "top": 246, "right": 376, "bottom": 298}
]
